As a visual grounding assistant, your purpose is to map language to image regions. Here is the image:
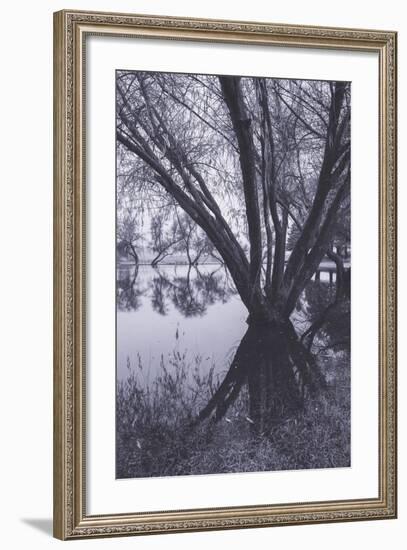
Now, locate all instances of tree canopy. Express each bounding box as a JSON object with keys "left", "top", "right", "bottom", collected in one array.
[{"left": 116, "top": 71, "right": 350, "bottom": 324}]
